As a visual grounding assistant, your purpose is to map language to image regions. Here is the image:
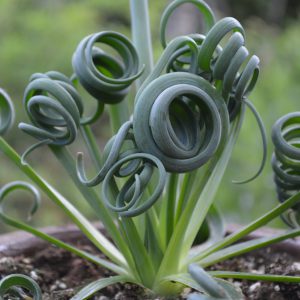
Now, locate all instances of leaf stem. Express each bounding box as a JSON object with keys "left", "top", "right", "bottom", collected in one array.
[
  {"left": 165, "top": 173, "right": 178, "bottom": 244},
  {"left": 130, "top": 0, "right": 153, "bottom": 87},
  {"left": 0, "top": 137, "right": 126, "bottom": 267},
  {"left": 209, "top": 271, "right": 300, "bottom": 283},
  {"left": 188, "top": 191, "right": 300, "bottom": 264},
  {"left": 80, "top": 125, "right": 102, "bottom": 167},
  {"left": 49, "top": 145, "right": 136, "bottom": 271},
  {"left": 108, "top": 103, "right": 130, "bottom": 135}
]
